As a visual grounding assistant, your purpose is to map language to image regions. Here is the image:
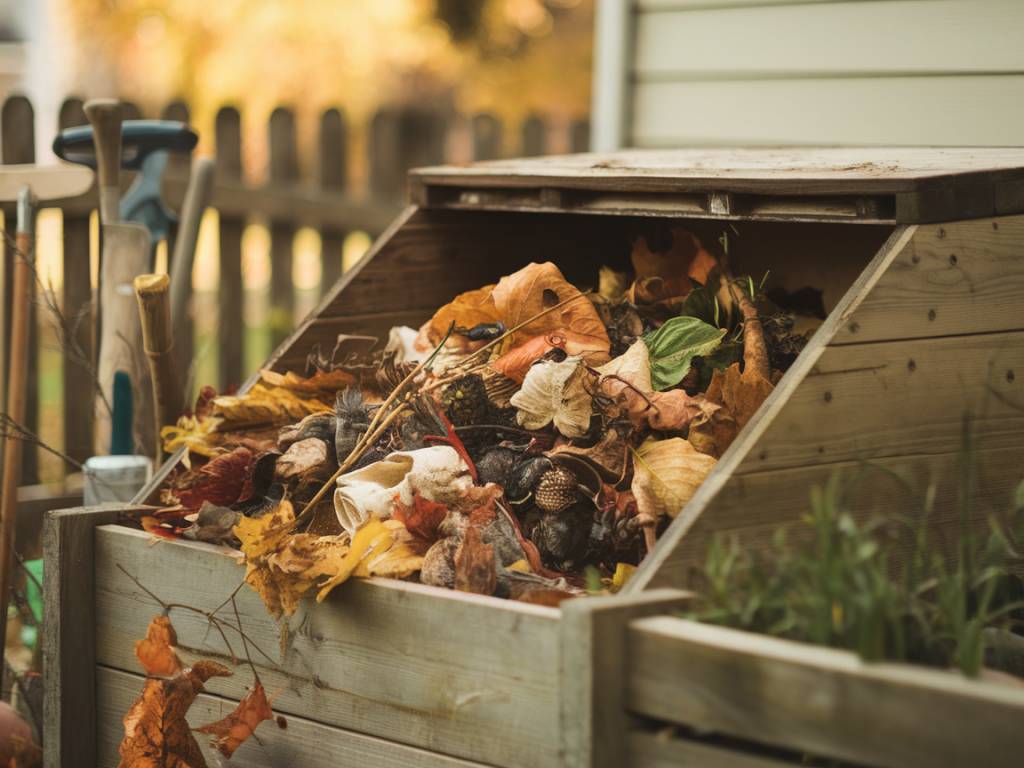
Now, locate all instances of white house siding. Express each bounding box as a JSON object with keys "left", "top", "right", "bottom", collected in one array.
[{"left": 617, "top": 0, "right": 1024, "bottom": 147}]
